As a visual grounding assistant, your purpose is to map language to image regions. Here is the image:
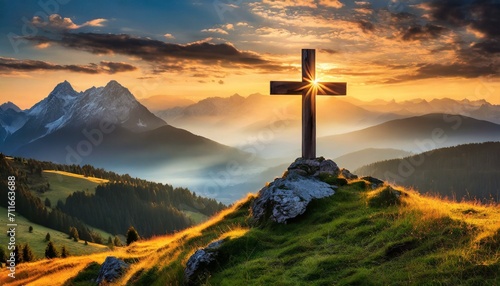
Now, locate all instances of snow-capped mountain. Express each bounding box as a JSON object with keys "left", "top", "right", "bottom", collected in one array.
[{"left": 1, "top": 80, "right": 166, "bottom": 153}]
